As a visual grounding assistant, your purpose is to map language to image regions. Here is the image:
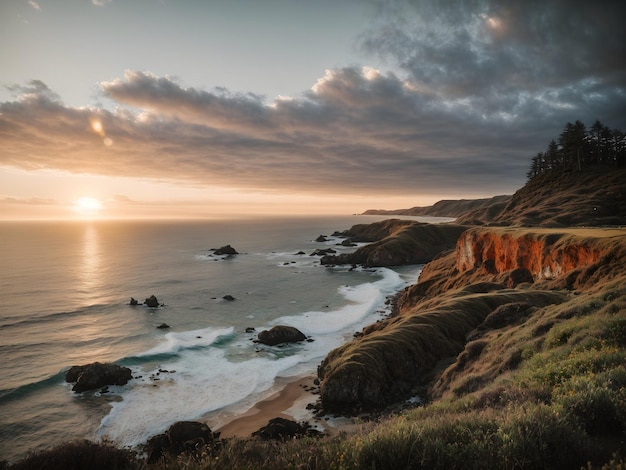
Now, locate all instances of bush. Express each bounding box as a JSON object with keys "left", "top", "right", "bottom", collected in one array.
[{"left": 9, "top": 440, "right": 135, "bottom": 470}]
